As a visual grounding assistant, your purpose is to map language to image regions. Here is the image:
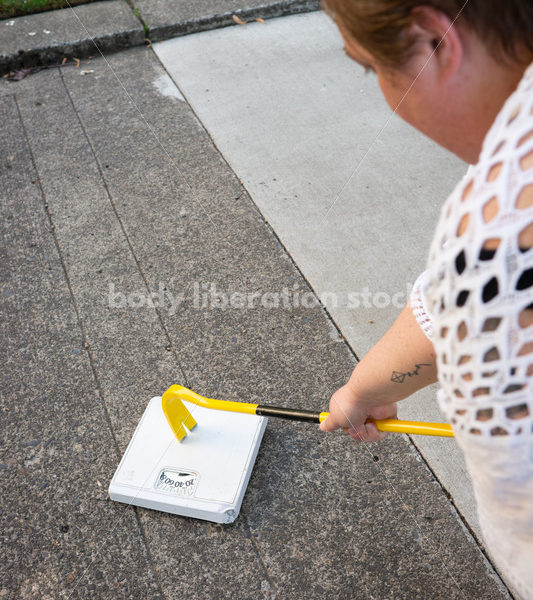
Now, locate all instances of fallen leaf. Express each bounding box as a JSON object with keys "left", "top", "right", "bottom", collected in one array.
[
  {"left": 255, "top": 17, "right": 265, "bottom": 23},
  {"left": 65, "top": 573, "right": 75, "bottom": 584},
  {"left": 232, "top": 14, "right": 247, "bottom": 25}
]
